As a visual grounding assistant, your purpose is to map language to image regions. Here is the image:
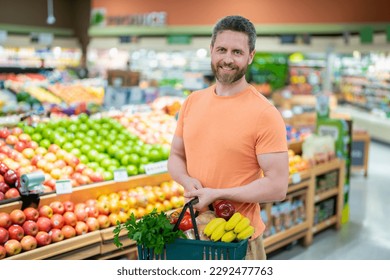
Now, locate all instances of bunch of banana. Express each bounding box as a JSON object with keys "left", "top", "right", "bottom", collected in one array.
[{"left": 203, "top": 212, "right": 255, "bottom": 243}]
